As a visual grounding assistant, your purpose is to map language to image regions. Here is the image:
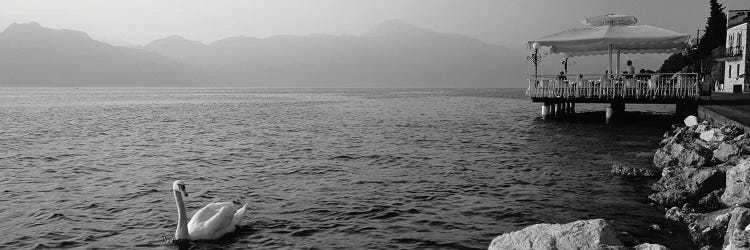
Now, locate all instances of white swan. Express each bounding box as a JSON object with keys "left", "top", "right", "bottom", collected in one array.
[{"left": 173, "top": 180, "right": 248, "bottom": 241}]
